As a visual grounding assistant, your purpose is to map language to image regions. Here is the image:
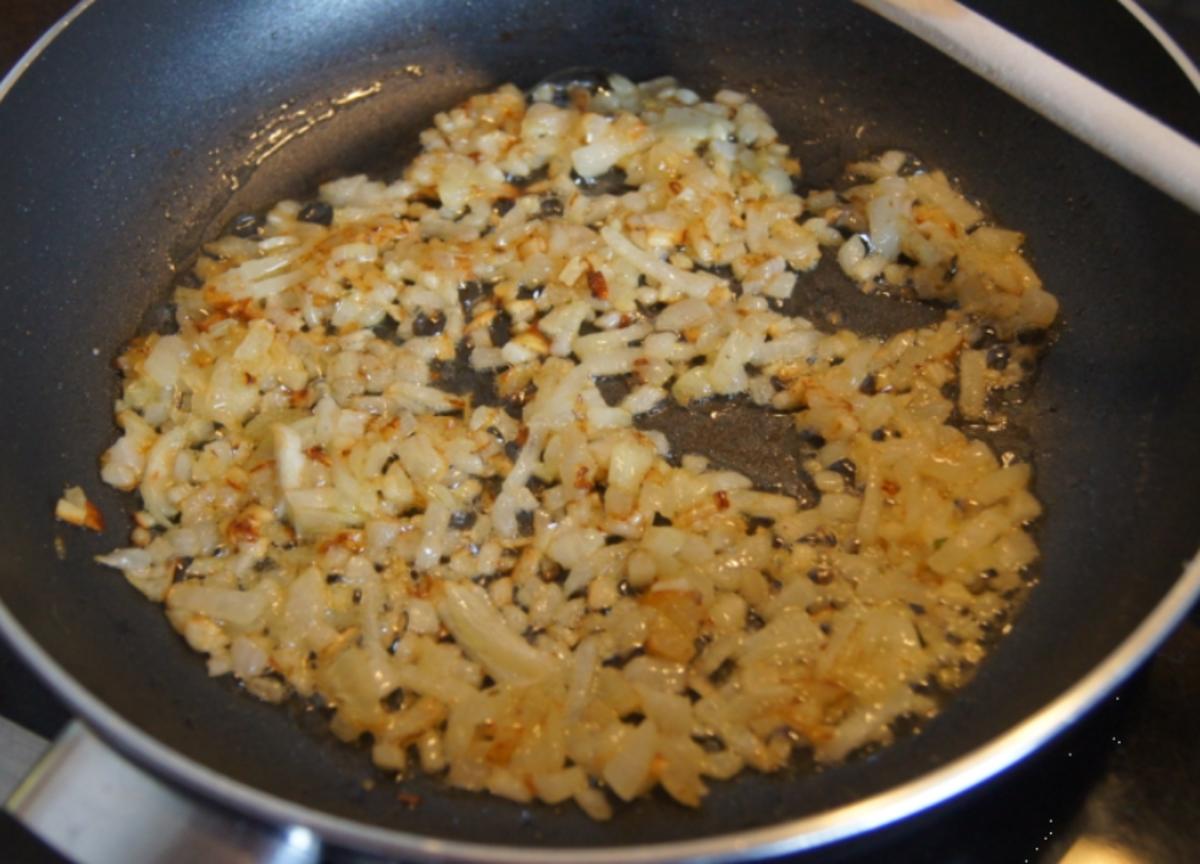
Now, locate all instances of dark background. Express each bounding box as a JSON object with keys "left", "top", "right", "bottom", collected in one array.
[{"left": 1, "top": 1, "right": 1198, "bottom": 862}]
